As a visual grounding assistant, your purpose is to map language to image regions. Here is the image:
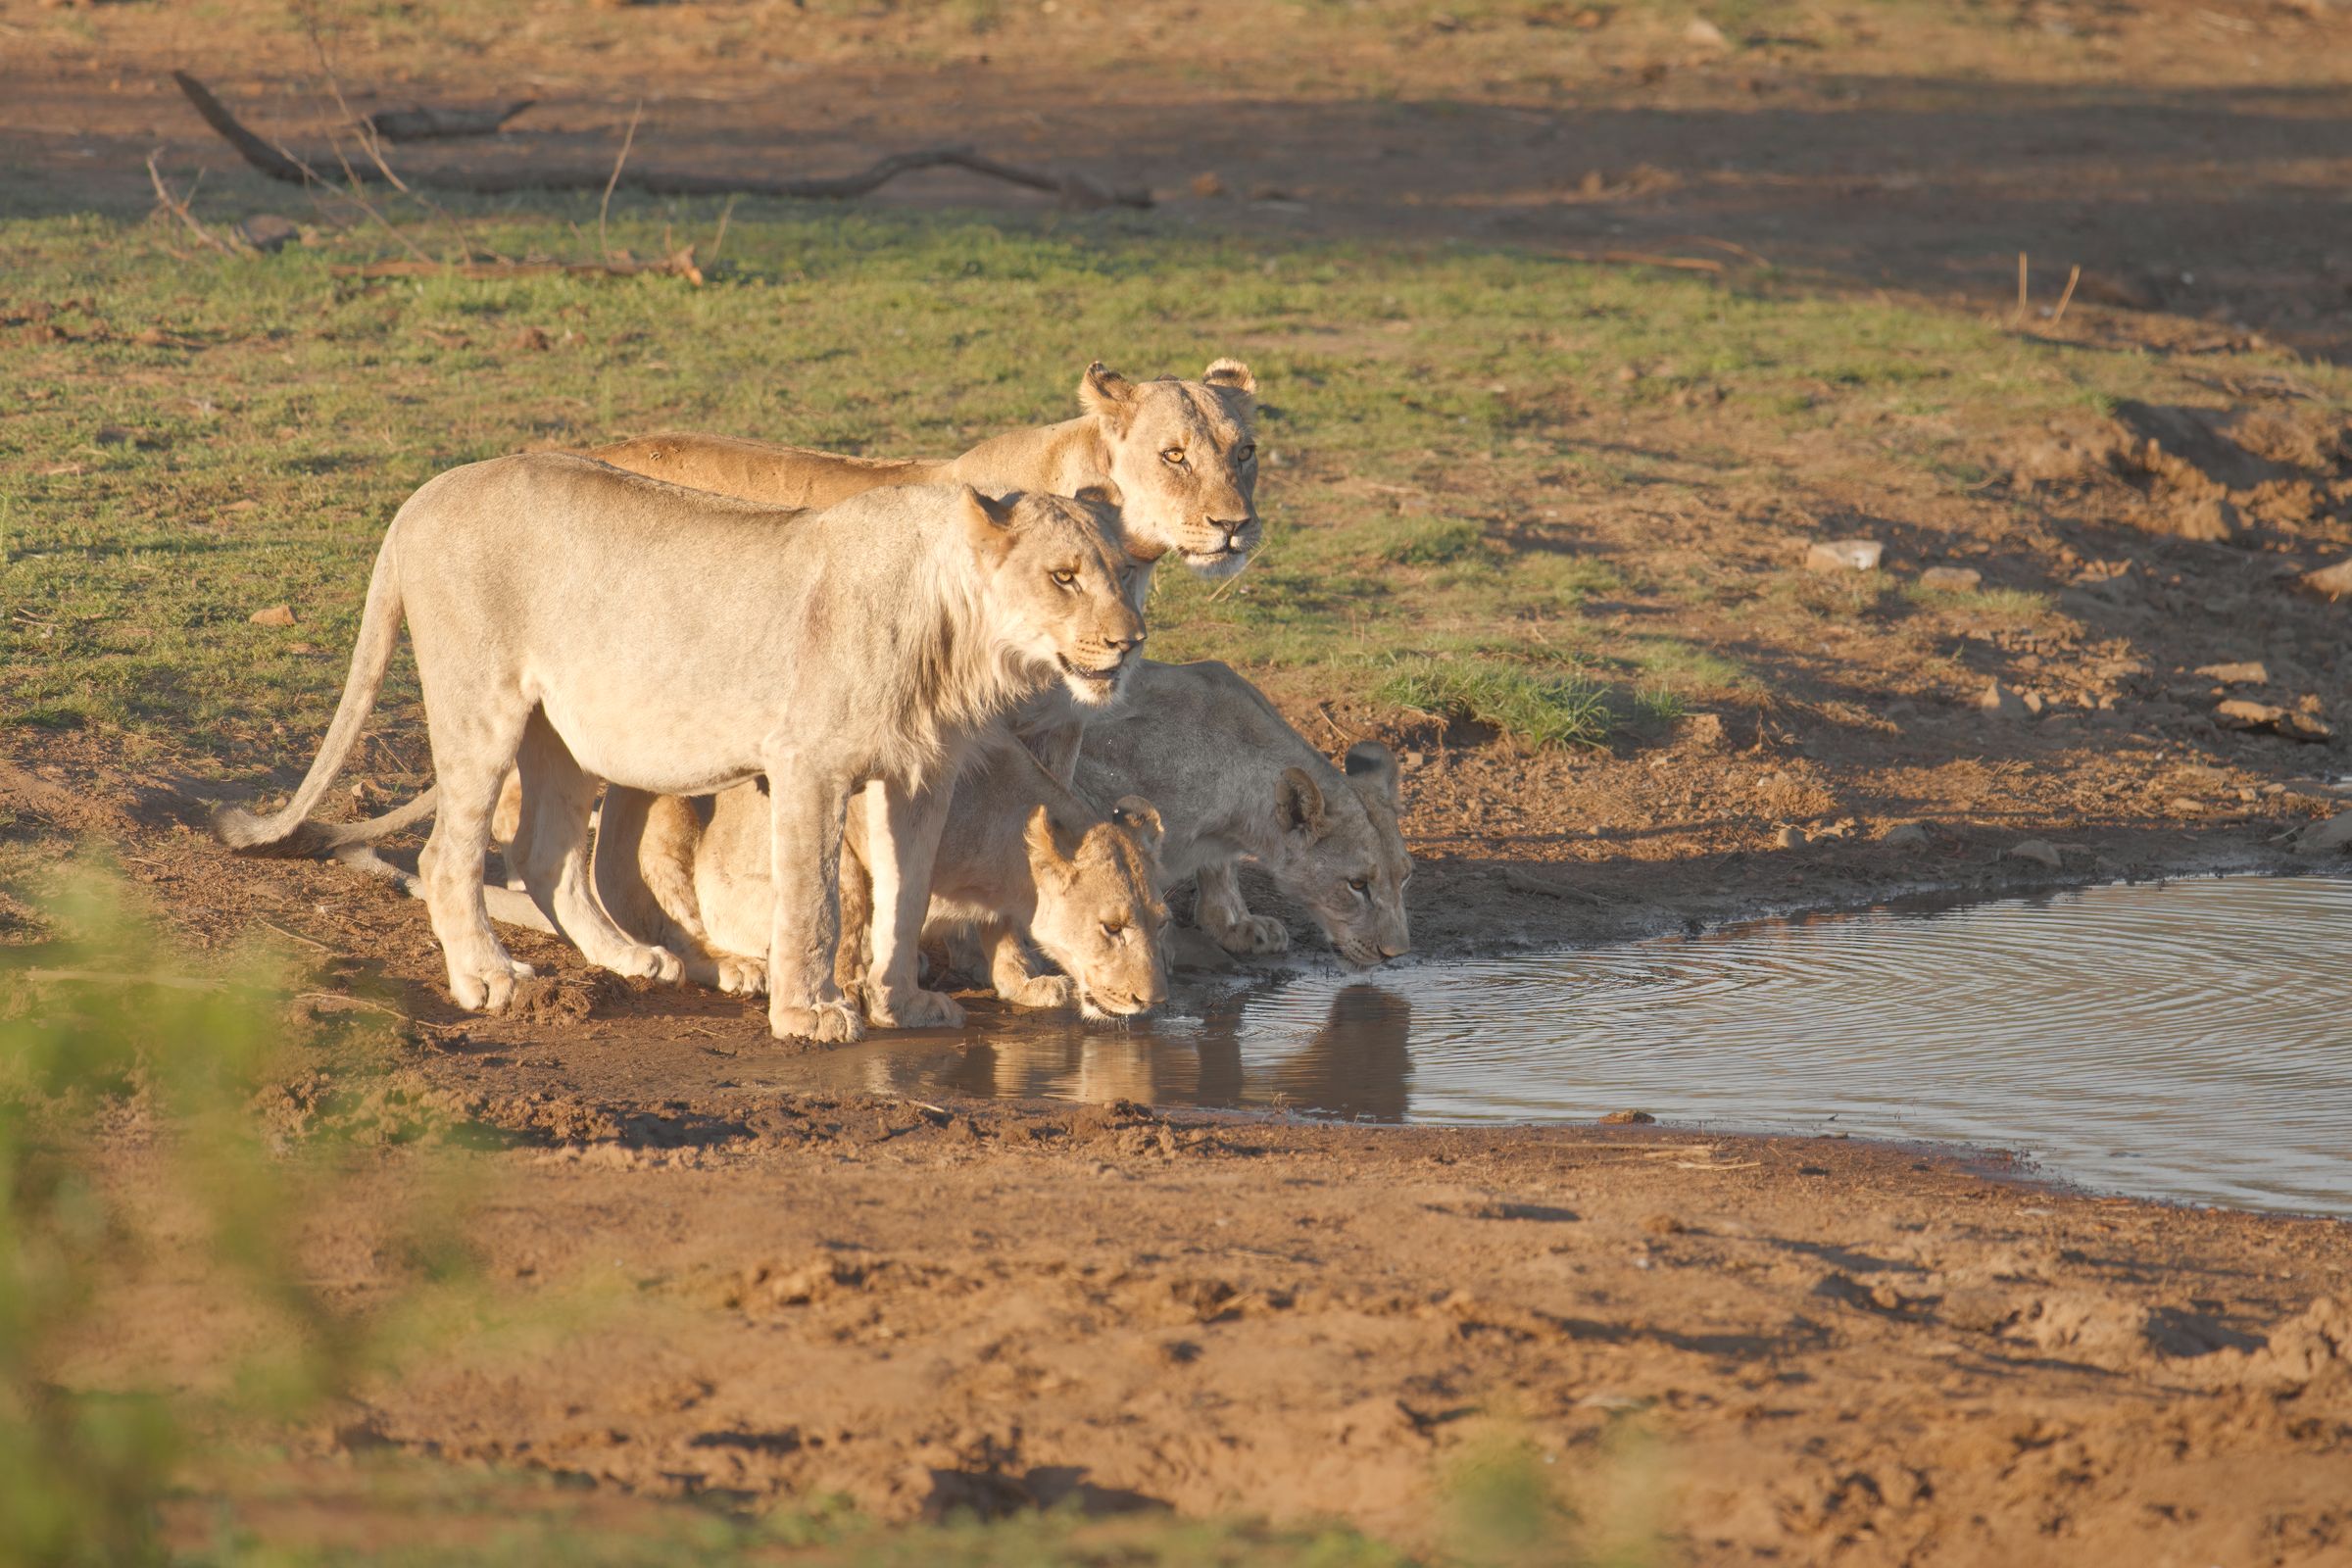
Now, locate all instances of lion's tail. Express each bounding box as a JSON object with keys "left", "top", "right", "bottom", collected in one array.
[{"left": 214, "top": 528, "right": 408, "bottom": 858}]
